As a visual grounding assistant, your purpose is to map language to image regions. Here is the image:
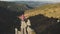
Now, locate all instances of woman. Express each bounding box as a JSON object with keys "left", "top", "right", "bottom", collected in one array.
[
  {"left": 18, "top": 11, "right": 27, "bottom": 34},
  {"left": 18, "top": 11, "right": 34, "bottom": 34}
]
